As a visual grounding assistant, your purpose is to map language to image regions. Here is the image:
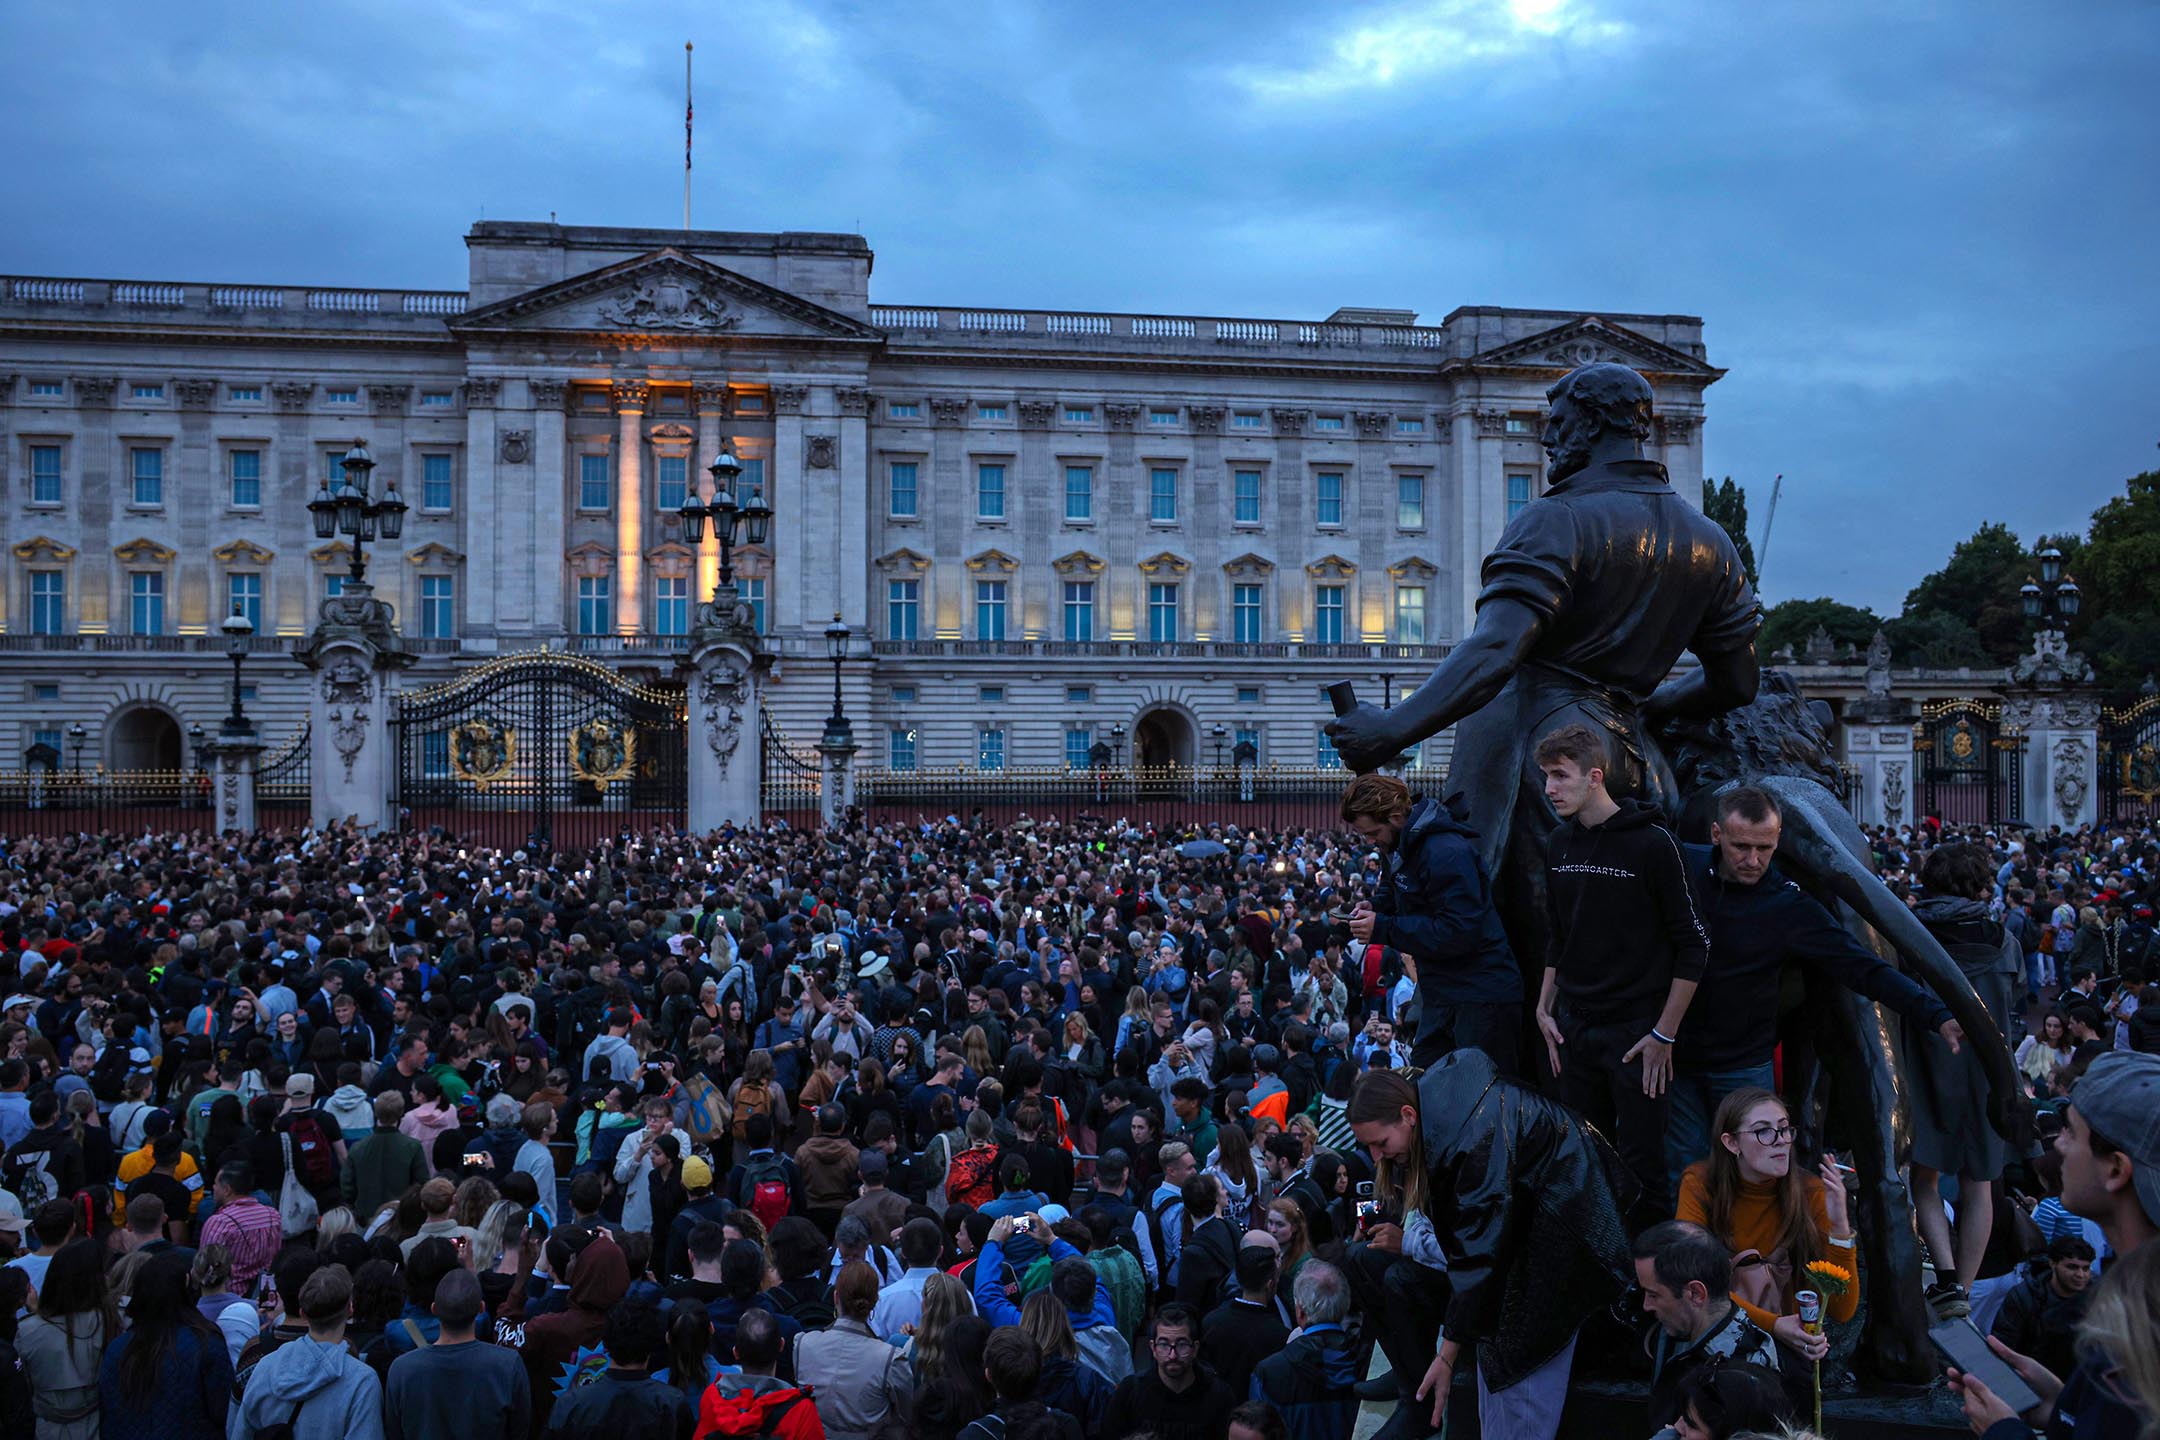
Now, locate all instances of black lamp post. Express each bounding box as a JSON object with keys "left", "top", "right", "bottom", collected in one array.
[
  {"left": 1108, "top": 722, "right": 1126, "bottom": 768},
  {"left": 221, "top": 600, "right": 256, "bottom": 734},
  {"left": 2020, "top": 546, "right": 2082, "bottom": 629},
  {"left": 187, "top": 722, "right": 205, "bottom": 771},
  {"left": 1209, "top": 722, "right": 1228, "bottom": 770},
  {"left": 1380, "top": 671, "right": 1395, "bottom": 711},
  {"left": 307, "top": 441, "right": 406, "bottom": 587},
  {"left": 823, "top": 613, "right": 852, "bottom": 742},
  {"left": 67, "top": 722, "right": 86, "bottom": 777},
  {"left": 678, "top": 443, "right": 773, "bottom": 599}
]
